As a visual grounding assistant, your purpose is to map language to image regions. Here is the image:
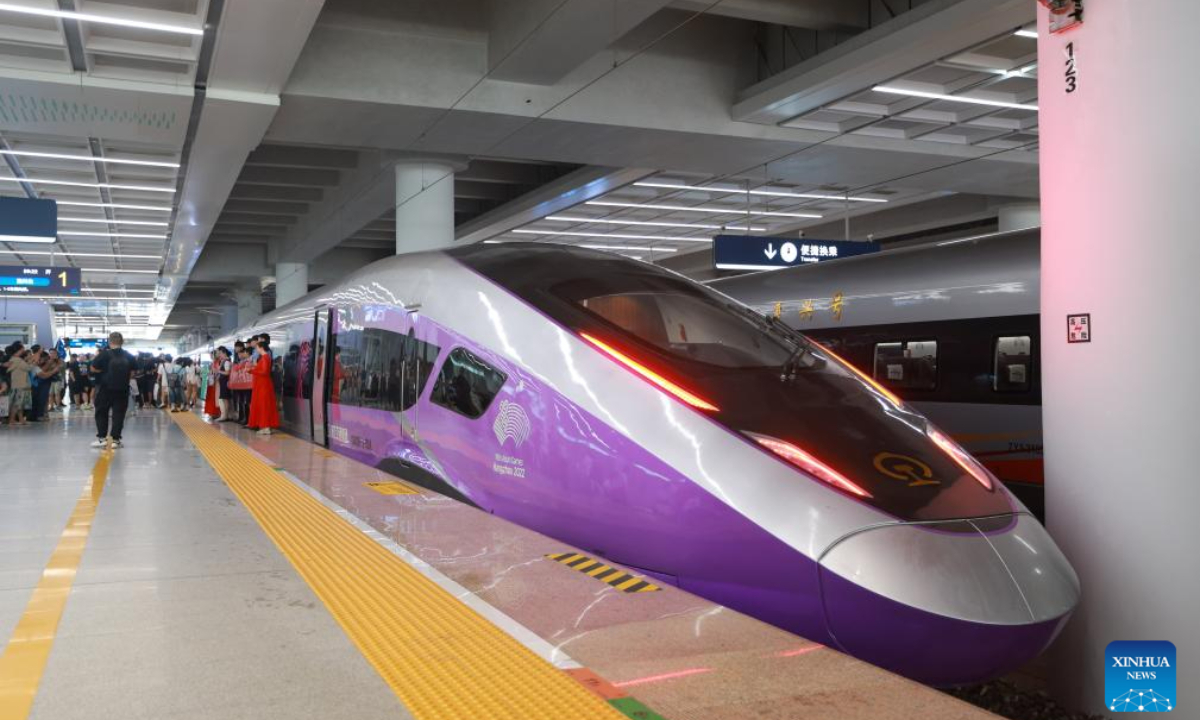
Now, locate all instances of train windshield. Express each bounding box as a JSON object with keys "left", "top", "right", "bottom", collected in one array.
[{"left": 555, "top": 276, "right": 823, "bottom": 372}]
